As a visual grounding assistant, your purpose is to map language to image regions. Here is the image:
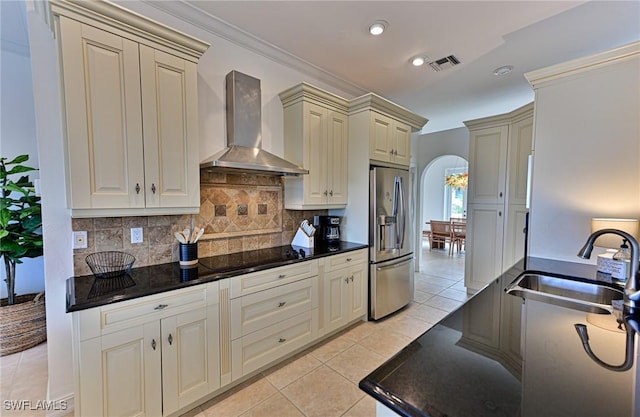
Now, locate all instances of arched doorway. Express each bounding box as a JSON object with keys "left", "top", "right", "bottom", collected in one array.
[{"left": 417, "top": 155, "right": 468, "bottom": 271}]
